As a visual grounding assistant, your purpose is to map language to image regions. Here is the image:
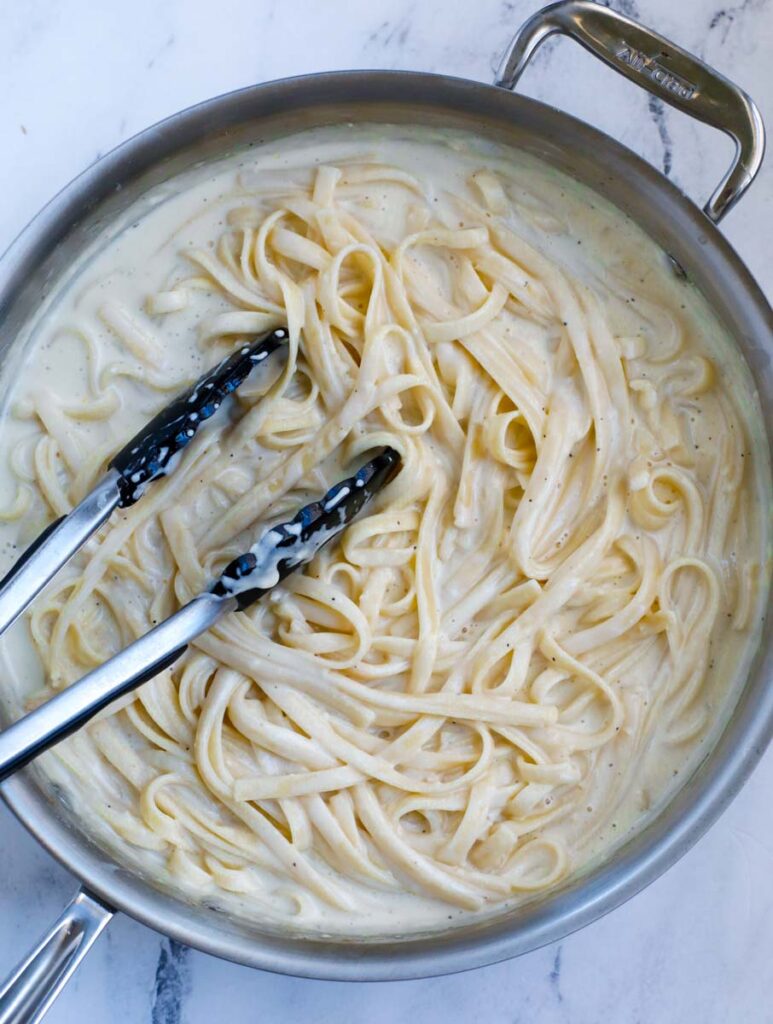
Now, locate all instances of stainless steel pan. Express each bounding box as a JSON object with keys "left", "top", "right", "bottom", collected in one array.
[{"left": 0, "top": 2, "right": 770, "bottom": 1018}]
